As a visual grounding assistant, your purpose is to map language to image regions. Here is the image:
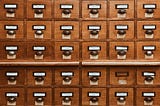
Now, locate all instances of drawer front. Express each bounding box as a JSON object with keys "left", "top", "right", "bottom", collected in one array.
[
  {"left": 54, "top": 88, "right": 79, "bottom": 106},
  {"left": 137, "top": 67, "right": 160, "bottom": 85},
  {"left": 27, "top": 21, "right": 51, "bottom": 39},
  {"left": 82, "top": 88, "right": 106, "bottom": 106},
  {"left": 0, "top": 67, "right": 25, "bottom": 86},
  {"left": 27, "top": 0, "right": 52, "bottom": 19},
  {"left": 0, "top": 0, "right": 24, "bottom": 19},
  {"left": 82, "top": 67, "right": 107, "bottom": 87},
  {"left": 0, "top": 42, "right": 26, "bottom": 60},
  {"left": 109, "top": 21, "right": 134, "bottom": 39},
  {"left": 82, "top": 42, "right": 107, "bottom": 60},
  {"left": 137, "top": 1, "right": 160, "bottom": 18},
  {"left": 136, "top": 42, "right": 160, "bottom": 60},
  {"left": 82, "top": 1, "right": 107, "bottom": 19},
  {"left": 54, "top": 0, "right": 79, "bottom": 19},
  {"left": 110, "top": 67, "right": 136, "bottom": 86},
  {"left": 109, "top": 1, "right": 134, "bottom": 19},
  {"left": 27, "top": 88, "right": 52, "bottom": 105},
  {"left": 0, "top": 21, "right": 24, "bottom": 39},
  {"left": 27, "top": 42, "right": 52, "bottom": 60},
  {"left": 136, "top": 88, "right": 160, "bottom": 106},
  {"left": 137, "top": 21, "right": 160, "bottom": 39},
  {"left": 109, "top": 88, "right": 134, "bottom": 106},
  {"left": 27, "top": 67, "right": 52, "bottom": 86},
  {"left": 55, "top": 42, "right": 79, "bottom": 61},
  {"left": 82, "top": 21, "right": 107, "bottom": 40},
  {"left": 55, "top": 67, "right": 79, "bottom": 86},
  {"left": 0, "top": 88, "right": 25, "bottom": 106},
  {"left": 109, "top": 42, "right": 134, "bottom": 60},
  {"left": 54, "top": 21, "right": 79, "bottom": 40}
]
